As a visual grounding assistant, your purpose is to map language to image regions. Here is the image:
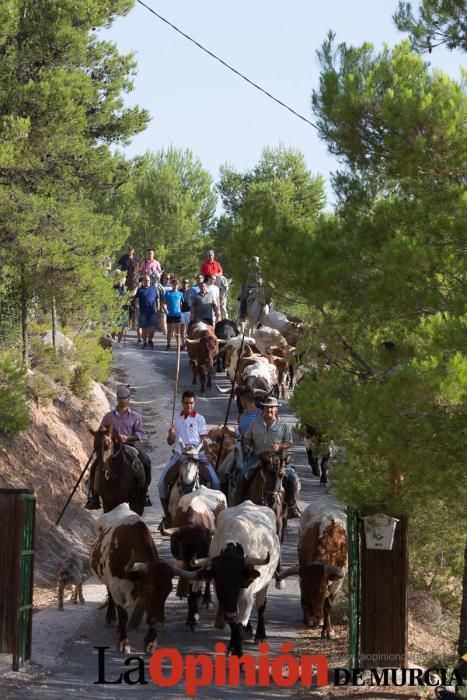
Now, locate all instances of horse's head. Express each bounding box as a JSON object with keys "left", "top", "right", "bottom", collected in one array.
[
  {"left": 259, "top": 450, "right": 285, "bottom": 490},
  {"left": 89, "top": 425, "right": 118, "bottom": 466},
  {"left": 178, "top": 455, "right": 200, "bottom": 494}
]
